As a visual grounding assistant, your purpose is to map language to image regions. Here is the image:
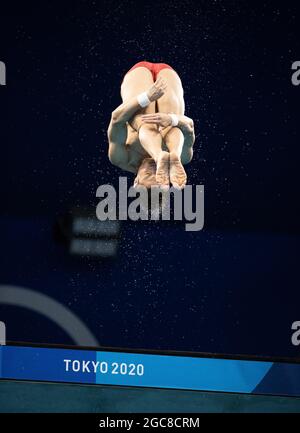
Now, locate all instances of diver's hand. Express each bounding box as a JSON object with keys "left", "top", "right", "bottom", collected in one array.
[
  {"left": 141, "top": 112, "right": 172, "bottom": 128},
  {"left": 146, "top": 77, "right": 167, "bottom": 102}
]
